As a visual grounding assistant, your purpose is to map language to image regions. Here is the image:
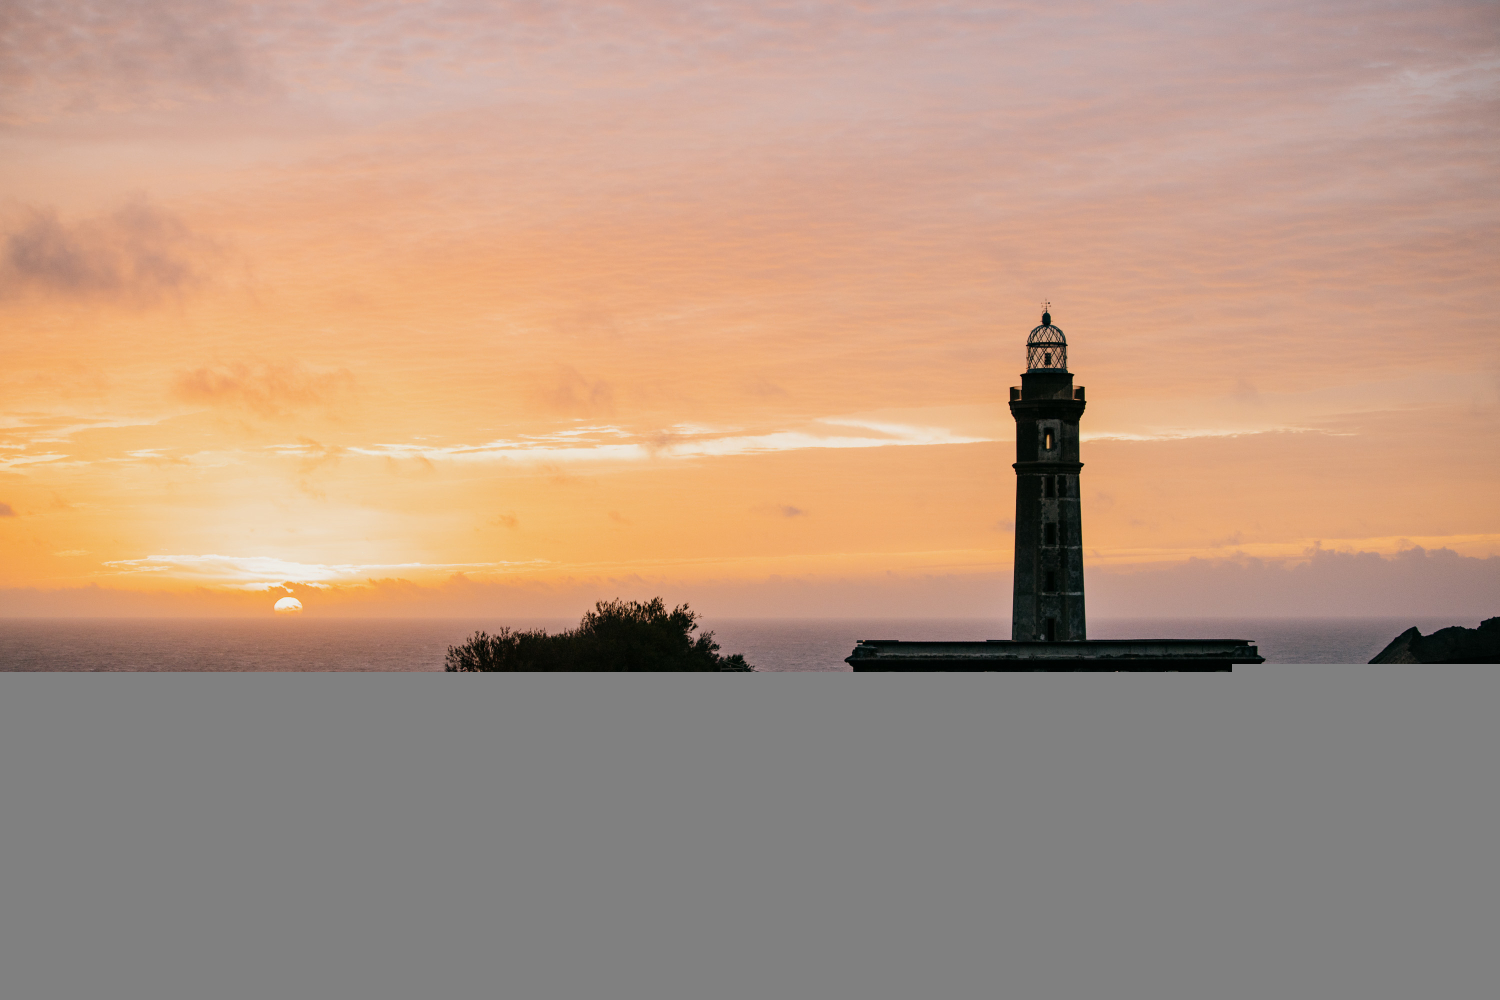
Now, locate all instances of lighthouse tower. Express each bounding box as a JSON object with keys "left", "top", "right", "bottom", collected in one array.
[
  {"left": 846, "top": 307, "right": 1263, "bottom": 668},
  {"left": 1009, "top": 309, "right": 1086, "bottom": 641}
]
